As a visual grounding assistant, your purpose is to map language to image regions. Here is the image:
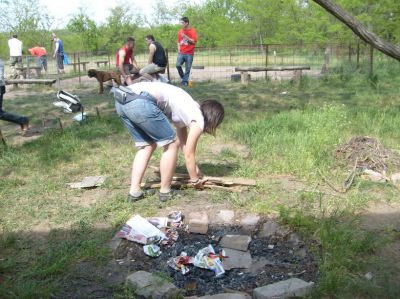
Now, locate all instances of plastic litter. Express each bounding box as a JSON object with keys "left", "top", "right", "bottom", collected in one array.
[
  {"left": 193, "top": 245, "right": 225, "bottom": 277},
  {"left": 143, "top": 244, "right": 161, "bottom": 257},
  {"left": 117, "top": 214, "right": 166, "bottom": 245},
  {"left": 73, "top": 112, "right": 87, "bottom": 122},
  {"left": 168, "top": 245, "right": 226, "bottom": 277}
]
